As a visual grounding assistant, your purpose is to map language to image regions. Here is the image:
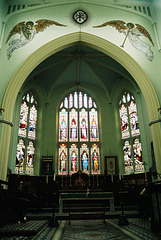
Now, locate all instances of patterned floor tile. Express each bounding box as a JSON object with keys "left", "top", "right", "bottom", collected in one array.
[{"left": 60, "top": 219, "right": 134, "bottom": 240}]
